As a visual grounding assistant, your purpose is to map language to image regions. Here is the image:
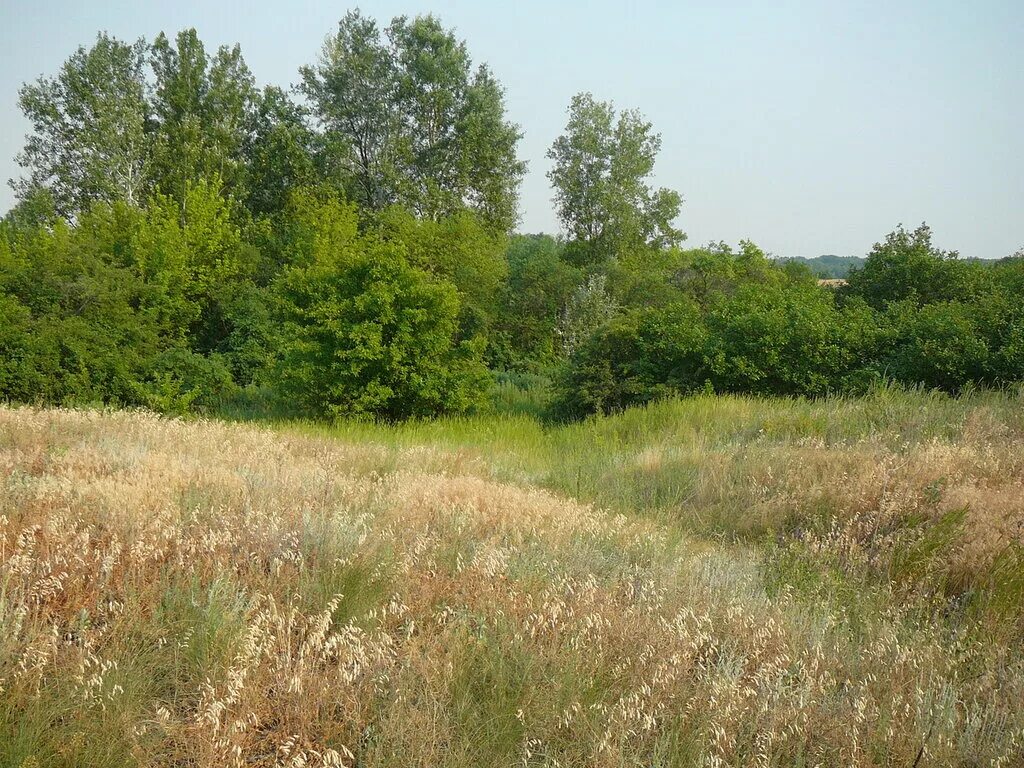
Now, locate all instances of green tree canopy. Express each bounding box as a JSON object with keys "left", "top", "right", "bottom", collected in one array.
[
  {"left": 150, "top": 29, "right": 257, "bottom": 206},
  {"left": 375, "top": 206, "right": 507, "bottom": 340},
  {"left": 274, "top": 197, "right": 488, "bottom": 419},
  {"left": 844, "top": 223, "right": 991, "bottom": 309},
  {"left": 490, "top": 234, "right": 581, "bottom": 370},
  {"left": 240, "top": 87, "right": 317, "bottom": 219},
  {"left": 14, "top": 33, "right": 150, "bottom": 217},
  {"left": 547, "top": 93, "right": 683, "bottom": 267},
  {"left": 300, "top": 10, "right": 525, "bottom": 232}
]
